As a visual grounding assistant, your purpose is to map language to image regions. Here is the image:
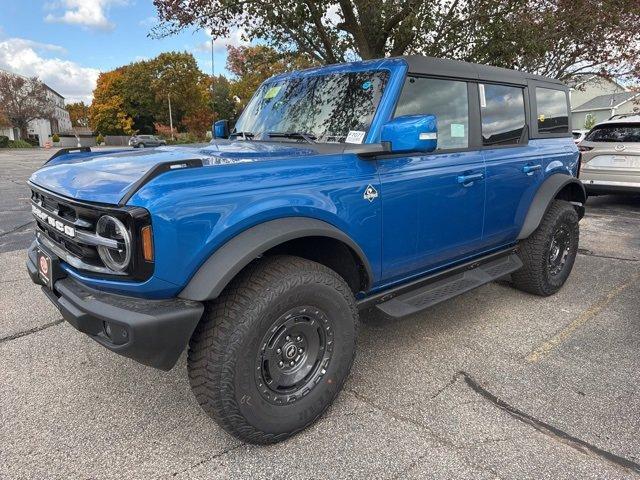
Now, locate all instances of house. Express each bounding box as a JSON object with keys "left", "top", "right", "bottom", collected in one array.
[
  {"left": 0, "top": 70, "right": 72, "bottom": 146},
  {"left": 572, "top": 91, "right": 640, "bottom": 128},
  {"left": 567, "top": 74, "right": 638, "bottom": 129}
]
